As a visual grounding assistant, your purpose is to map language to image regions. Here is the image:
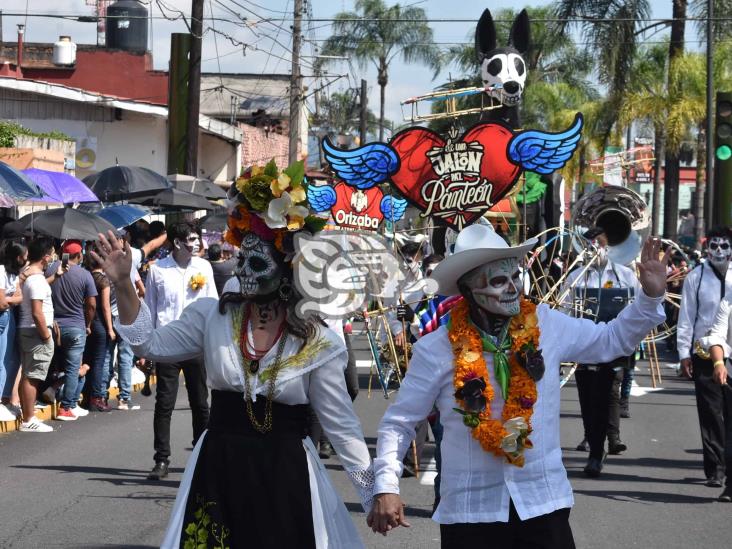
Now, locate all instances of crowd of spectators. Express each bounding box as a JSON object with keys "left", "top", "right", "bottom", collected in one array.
[{"left": 0, "top": 219, "right": 236, "bottom": 433}]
